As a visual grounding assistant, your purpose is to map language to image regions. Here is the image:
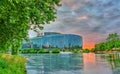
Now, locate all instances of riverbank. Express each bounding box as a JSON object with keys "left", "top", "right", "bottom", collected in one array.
[
  {"left": 0, "top": 54, "right": 27, "bottom": 74},
  {"left": 20, "top": 48, "right": 81, "bottom": 54},
  {"left": 81, "top": 48, "right": 120, "bottom": 53}
]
